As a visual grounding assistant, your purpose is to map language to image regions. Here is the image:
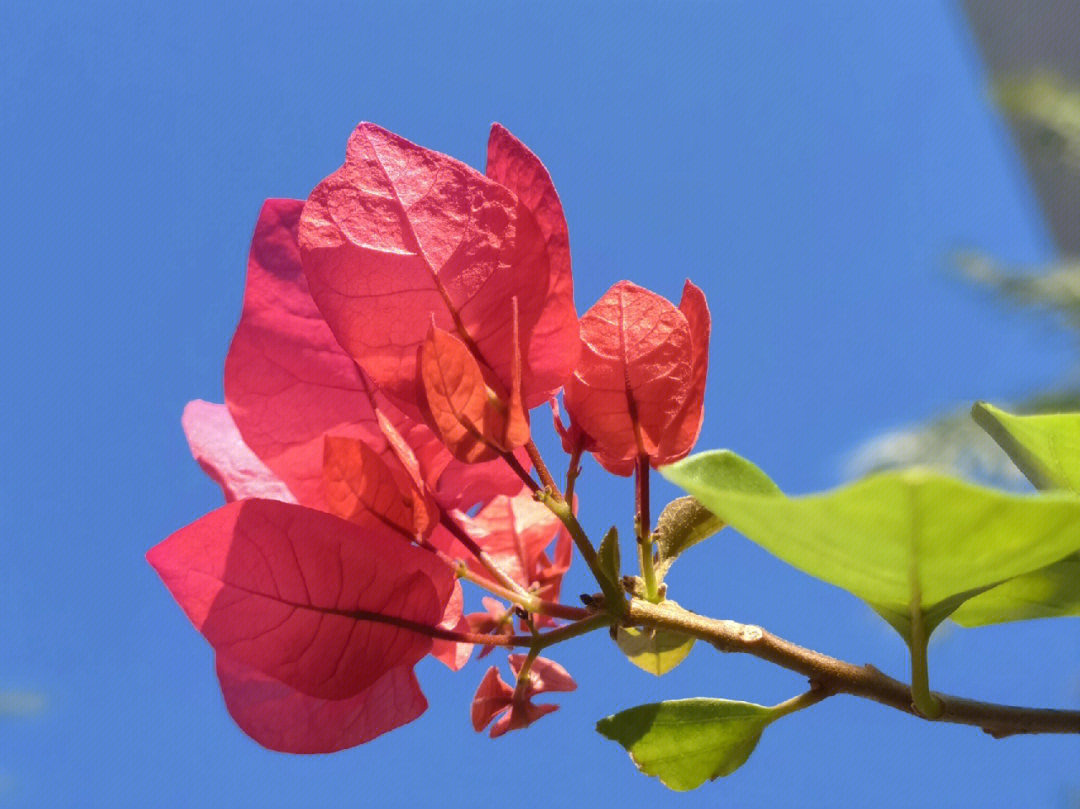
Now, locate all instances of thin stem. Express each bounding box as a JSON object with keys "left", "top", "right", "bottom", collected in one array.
[
  {"left": 634, "top": 454, "right": 659, "bottom": 602},
  {"left": 770, "top": 687, "right": 830, "bottom": 720},
  {"left": 501, "top": 449, "right": 541, "bottom": 494},
  {"left": 347, "top": 609, "right": 609, "bottom": 650},
  {"left": 536, "top": 489, "right": 625, "bottom": 616},
  {"left": 421, "top": 540, "right": 590, "bottom": 621},
  {"left": 626, "top": 599, "right": 1080, "bottom": 737},
  {"left": 565, "top": 434, "right": 585, "bottom": 503},
  {"left": 525, "top": 439, "right": 562, "bottom": 500},
  {"left": 437, "top": 512, "right": 531, "bottom": 599},
  {"left": 908, "top": 609, "right": 943, "bottom": 719}
]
